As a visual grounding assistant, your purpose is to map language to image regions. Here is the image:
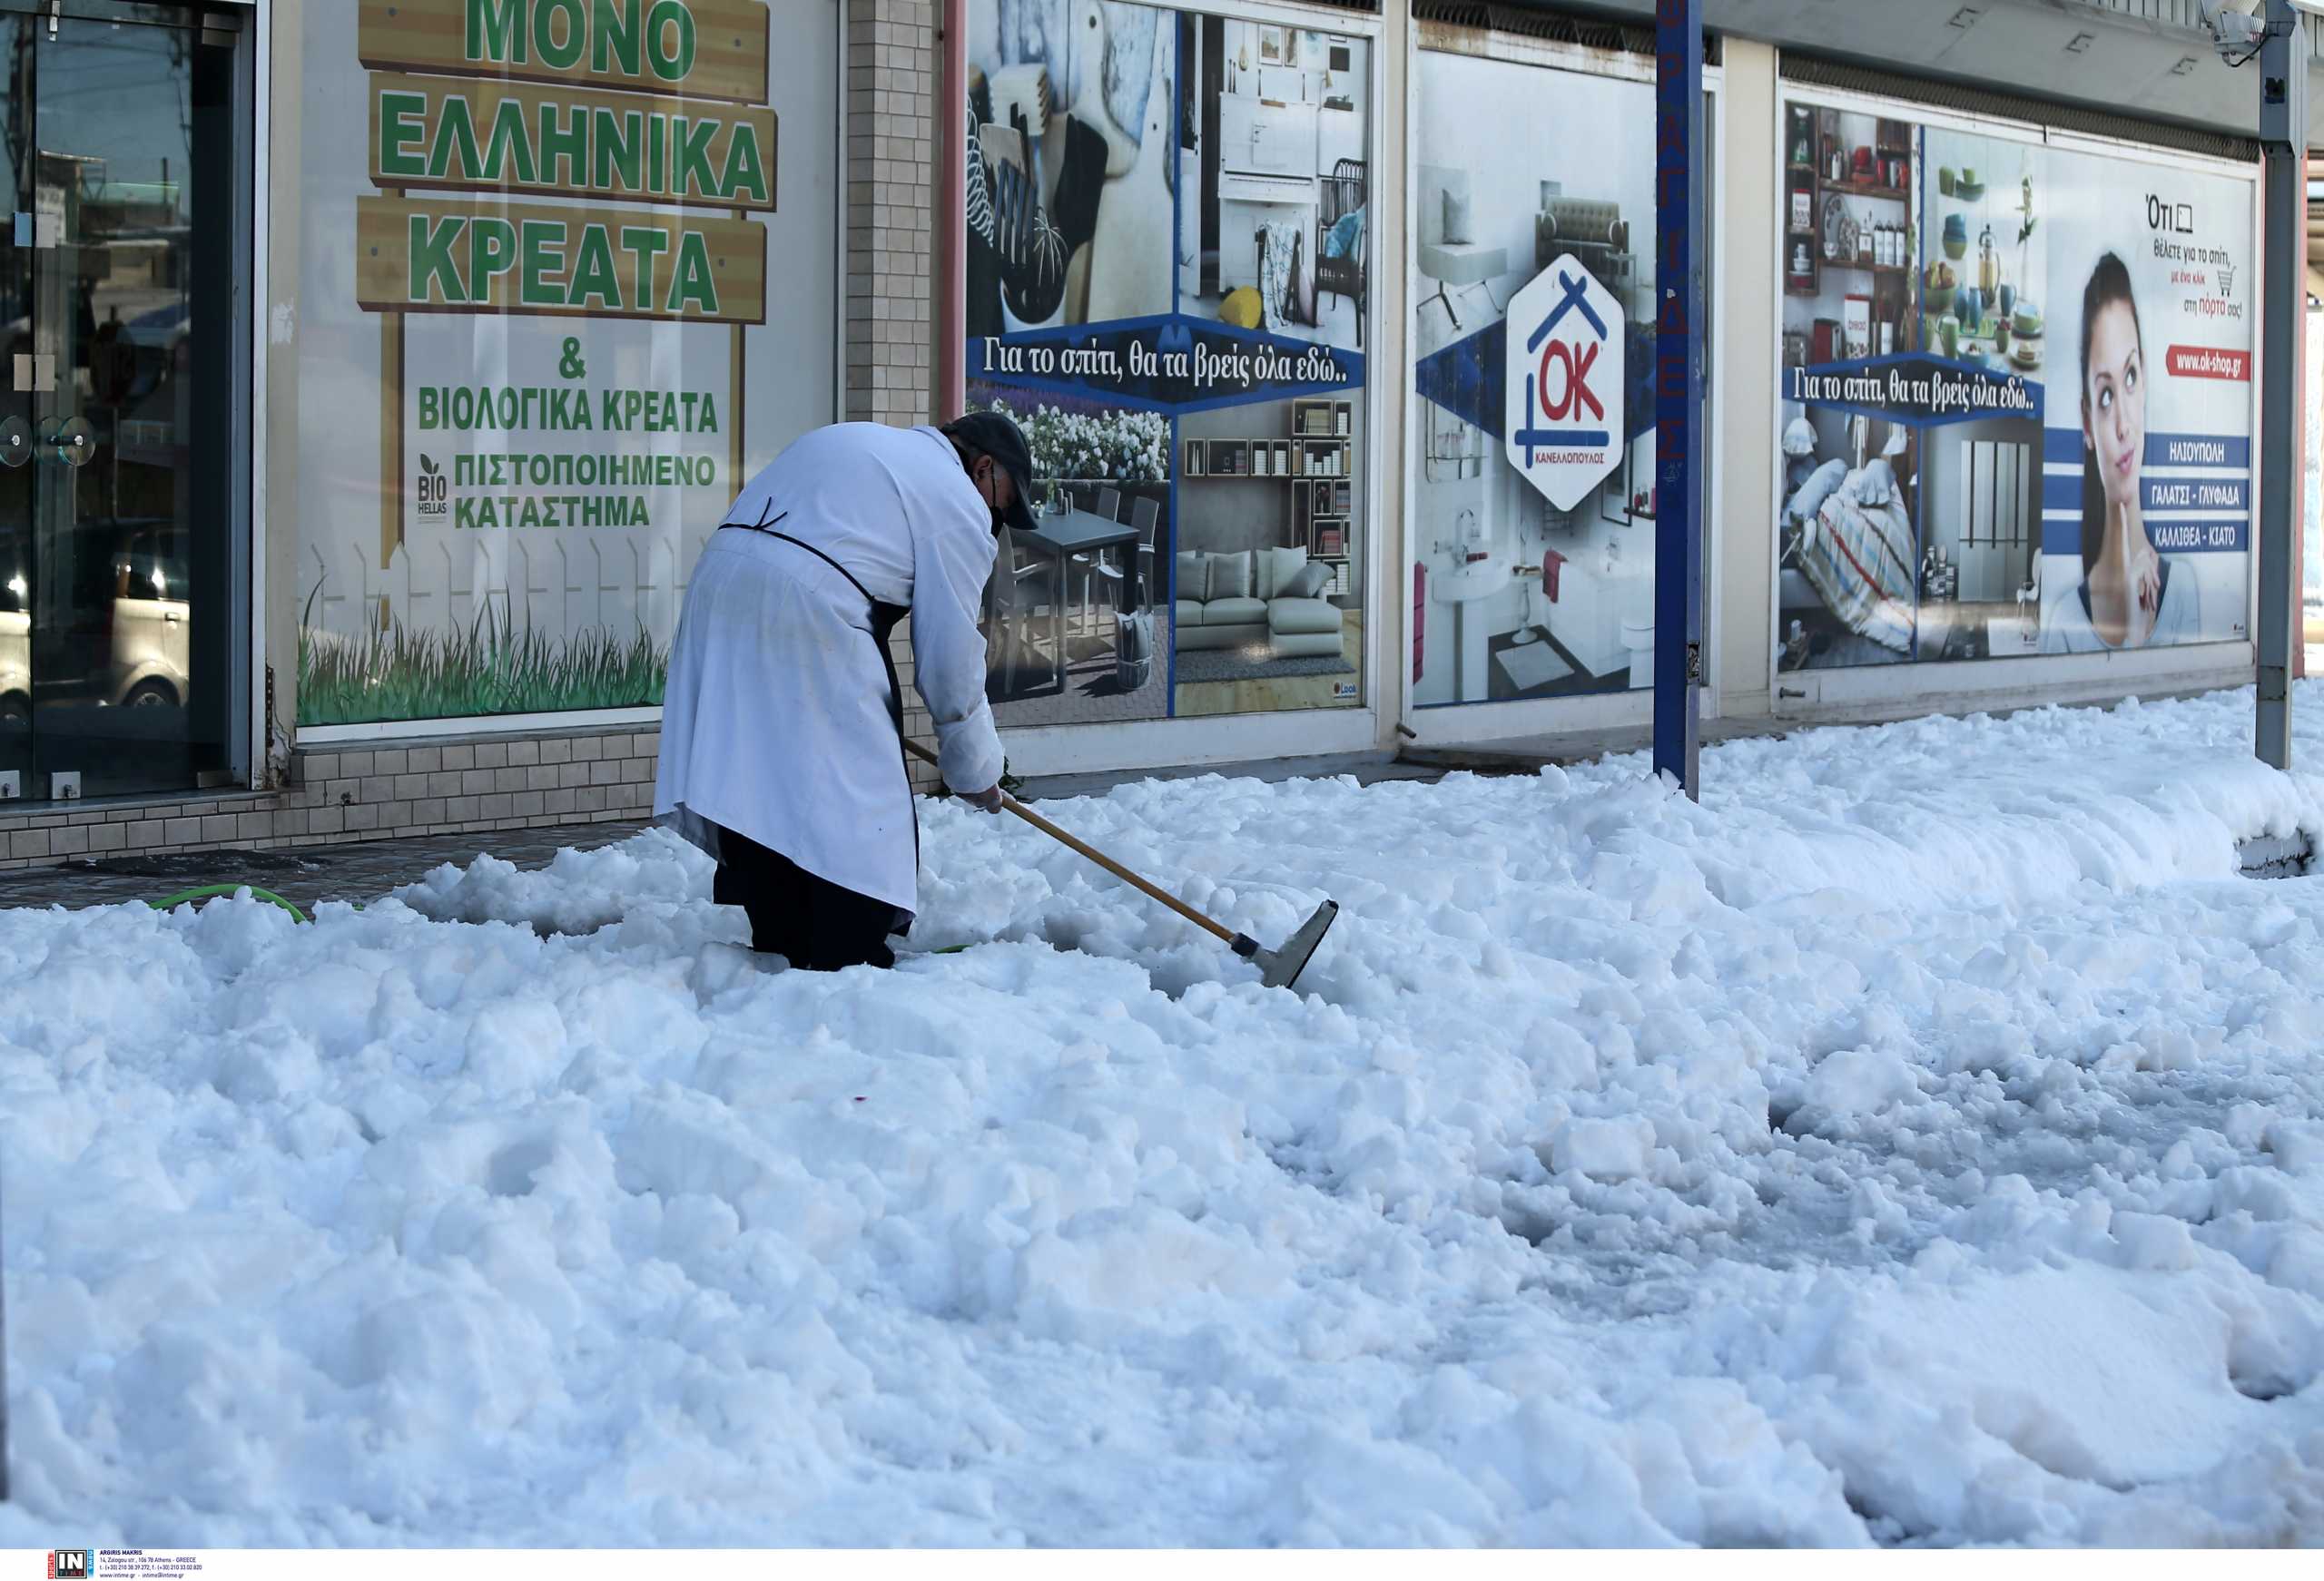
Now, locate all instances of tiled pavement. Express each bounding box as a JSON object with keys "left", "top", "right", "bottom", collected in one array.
[
  {"left": 0, "top": 820, "right": 655, "bottom": 917},
  {"left": 0, "top": 748, "right": 1452, "bottom": 918}
]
